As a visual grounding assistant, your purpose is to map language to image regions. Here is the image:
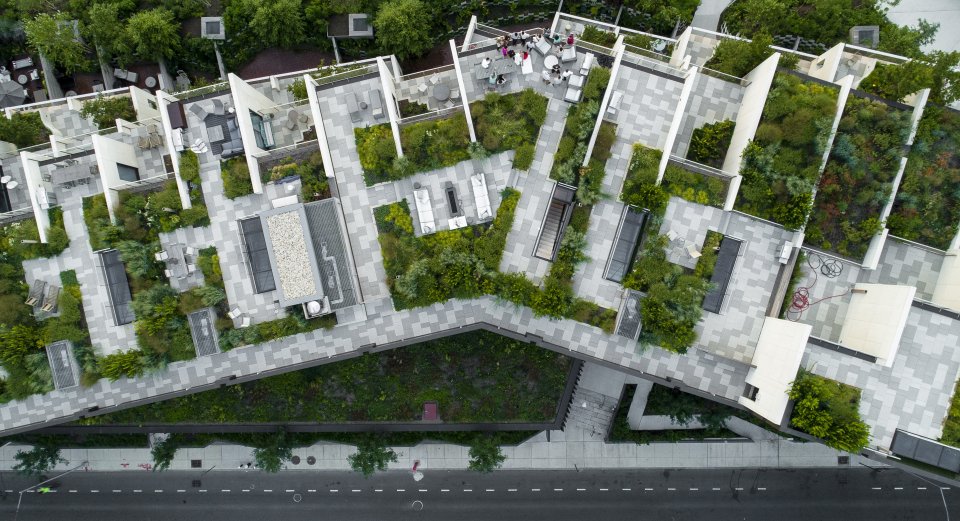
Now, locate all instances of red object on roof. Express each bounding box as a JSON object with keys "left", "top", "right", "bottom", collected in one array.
[{"left": 423, "top": 401, "right": 438, "bottom": 421}]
